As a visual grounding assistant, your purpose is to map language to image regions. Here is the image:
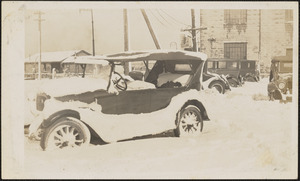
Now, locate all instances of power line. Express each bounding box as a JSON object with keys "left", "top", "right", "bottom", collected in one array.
[
  {"left": 155, "top": 9, "right": 174, "bottom": 27},
  {"left": 159, "top": 9, "right": 190, "bottom": 27},
  {"left": 148, "top": 9, "right": 168, "bottom": 28}
]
